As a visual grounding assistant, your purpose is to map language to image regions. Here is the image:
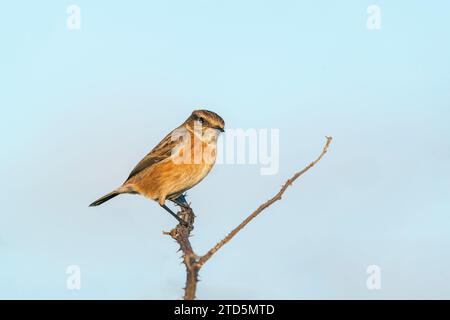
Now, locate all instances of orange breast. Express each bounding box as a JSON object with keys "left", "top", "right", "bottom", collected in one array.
[{"left": 128, "top": 139, "right": 217, "bottom": 203}]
